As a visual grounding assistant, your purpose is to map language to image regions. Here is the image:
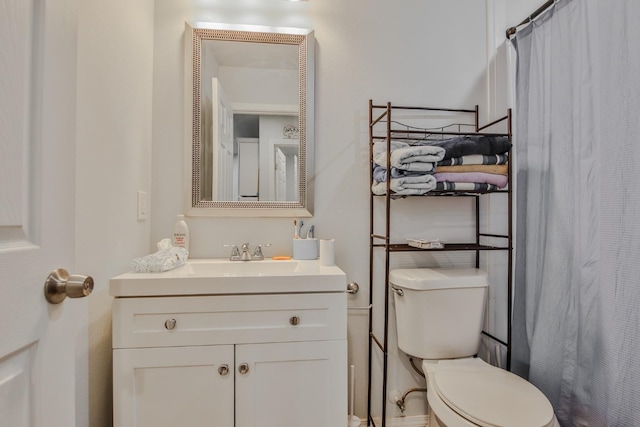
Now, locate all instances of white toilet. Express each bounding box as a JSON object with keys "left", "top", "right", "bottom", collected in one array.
[{"left": 390, "top": 268, "right": 559, "bottom": 427}]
